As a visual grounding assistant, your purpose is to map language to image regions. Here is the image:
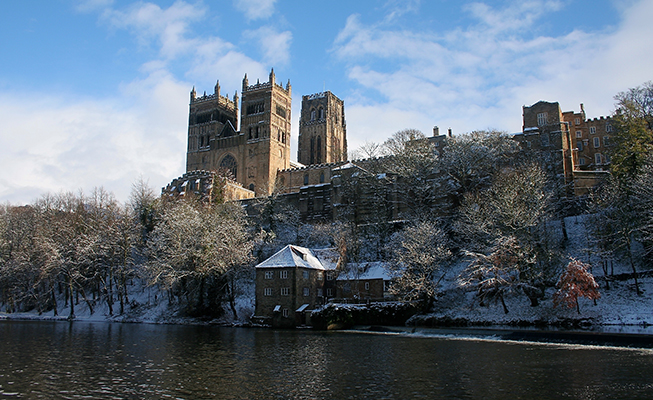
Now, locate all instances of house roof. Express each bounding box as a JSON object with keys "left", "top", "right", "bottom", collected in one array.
[
  {"left": 337, "top": 262, "right": 391, "bottom": 281},
  {"left": 255, "top": 245, "right": 327, "bottom": 270}
]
